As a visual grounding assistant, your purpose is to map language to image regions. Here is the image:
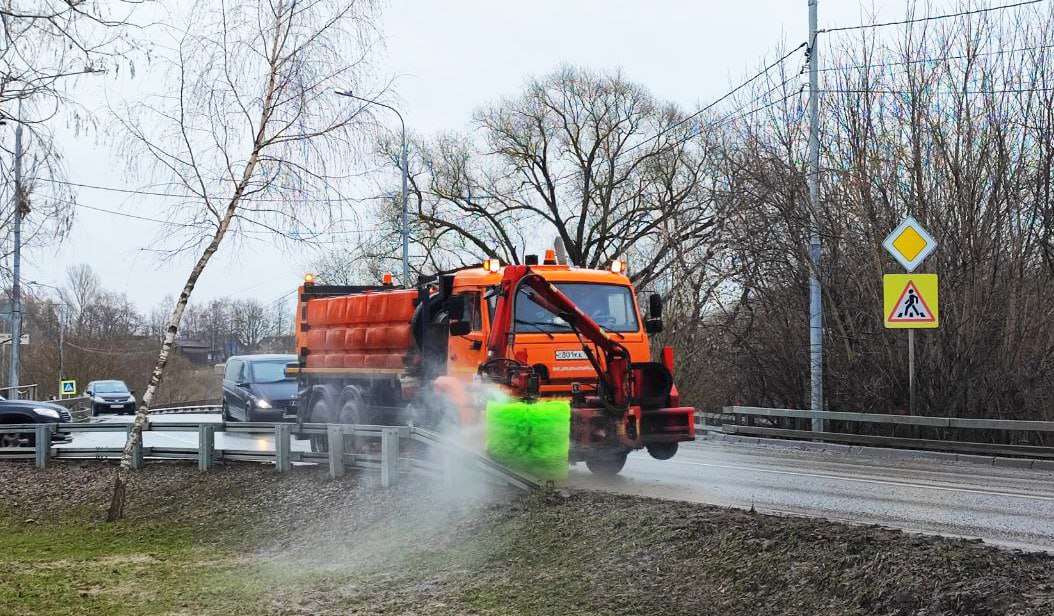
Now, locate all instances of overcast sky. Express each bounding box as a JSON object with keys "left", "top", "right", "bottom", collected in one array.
[{"left": 24, "top": 0, "right": 908, "bottom": 311}]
